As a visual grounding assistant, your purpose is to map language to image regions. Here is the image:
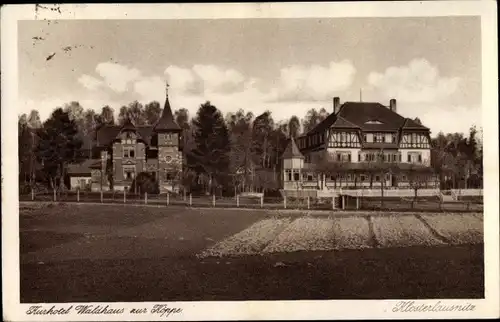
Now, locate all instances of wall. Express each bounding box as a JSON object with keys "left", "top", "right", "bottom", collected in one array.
[
  {"left": 69, "top": 176, "right": 92, "bottom": 190},
  {"left": 326, "top": 147, "right": 361, "bottom": 162},
  {"left": 283, "top": 158, "right": 304, "bottom": 169},
  {"left": 400, "top": 149, "right": 431, "bottom": 166}
]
